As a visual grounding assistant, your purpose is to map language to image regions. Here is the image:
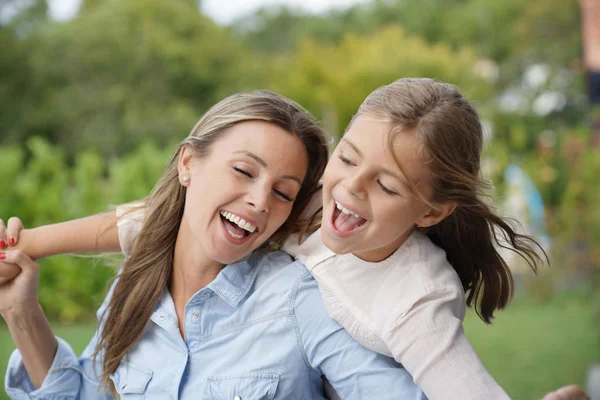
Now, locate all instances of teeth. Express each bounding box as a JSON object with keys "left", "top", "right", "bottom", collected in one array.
[
  {"left": 220, "top": 211, "right": 257, "bottom": 233},
  {"left": 335, "top": 201, "right": 361, "bottom": 219},
  {"left": 226, "top": 228, "right": 244, "bottom": 239}
]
